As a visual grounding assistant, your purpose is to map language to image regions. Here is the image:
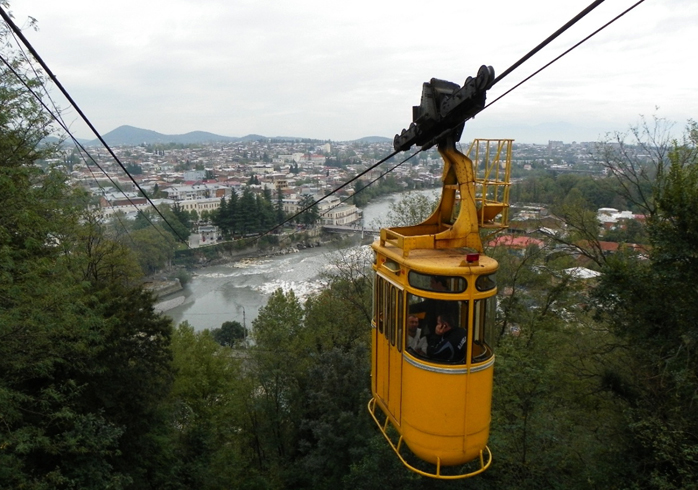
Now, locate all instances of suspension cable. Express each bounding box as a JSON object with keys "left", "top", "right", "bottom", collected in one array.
[
  {"left": 492, "top": 0, "right": 605, "bottom": 87},
  {"left": 3, "top": 33, "right": 144, "bottom": 244},
  {"left": 302, "top": 0, "right": 647, "bottom": 234},
  {"left": 487, "top": 0, "right": 646, "bottom": 110},
  {"left": 256, "top": 148, "right": 401, "bottom": 238},
  {"left": 0, "top": 51, "right": 176, "bottom": 246},
  {"left": 0, "top": 6, "right": 190, "bottom": 247}
]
